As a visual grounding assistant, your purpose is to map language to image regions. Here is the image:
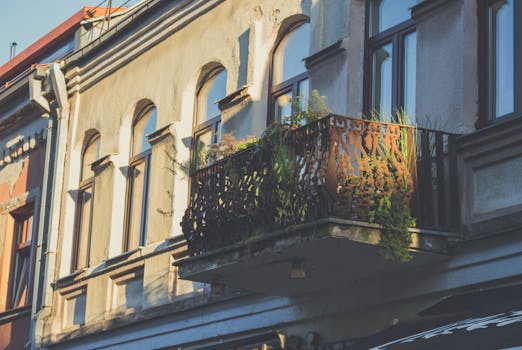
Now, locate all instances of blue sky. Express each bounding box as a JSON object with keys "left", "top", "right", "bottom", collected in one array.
[{"left": 0, "top": 1, "right": 105, "bottom": 66}]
